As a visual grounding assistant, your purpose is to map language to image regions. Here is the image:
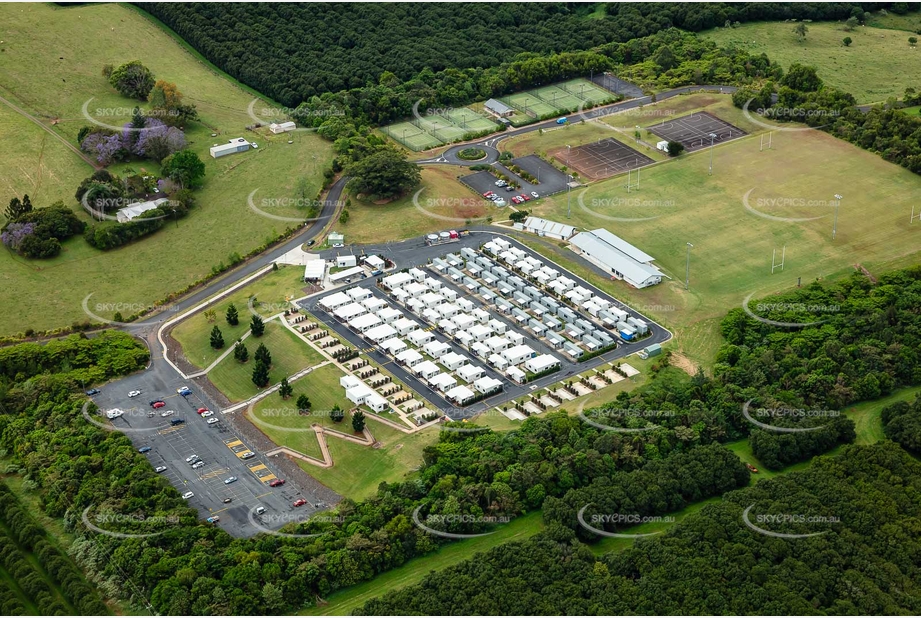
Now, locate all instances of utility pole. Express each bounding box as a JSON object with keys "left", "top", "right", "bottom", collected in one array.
[
  {"left": 685, "top": 242, "right": 693, "bottom": 290},
  {"left": 708, "top": 133, "right": 717, "bottom": 176},
  {"left": 567, "top": 175, "right": 573, "bottom": 219},
  {"left": 833, "top": 194, "right": 842, "bottom": 240}
]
